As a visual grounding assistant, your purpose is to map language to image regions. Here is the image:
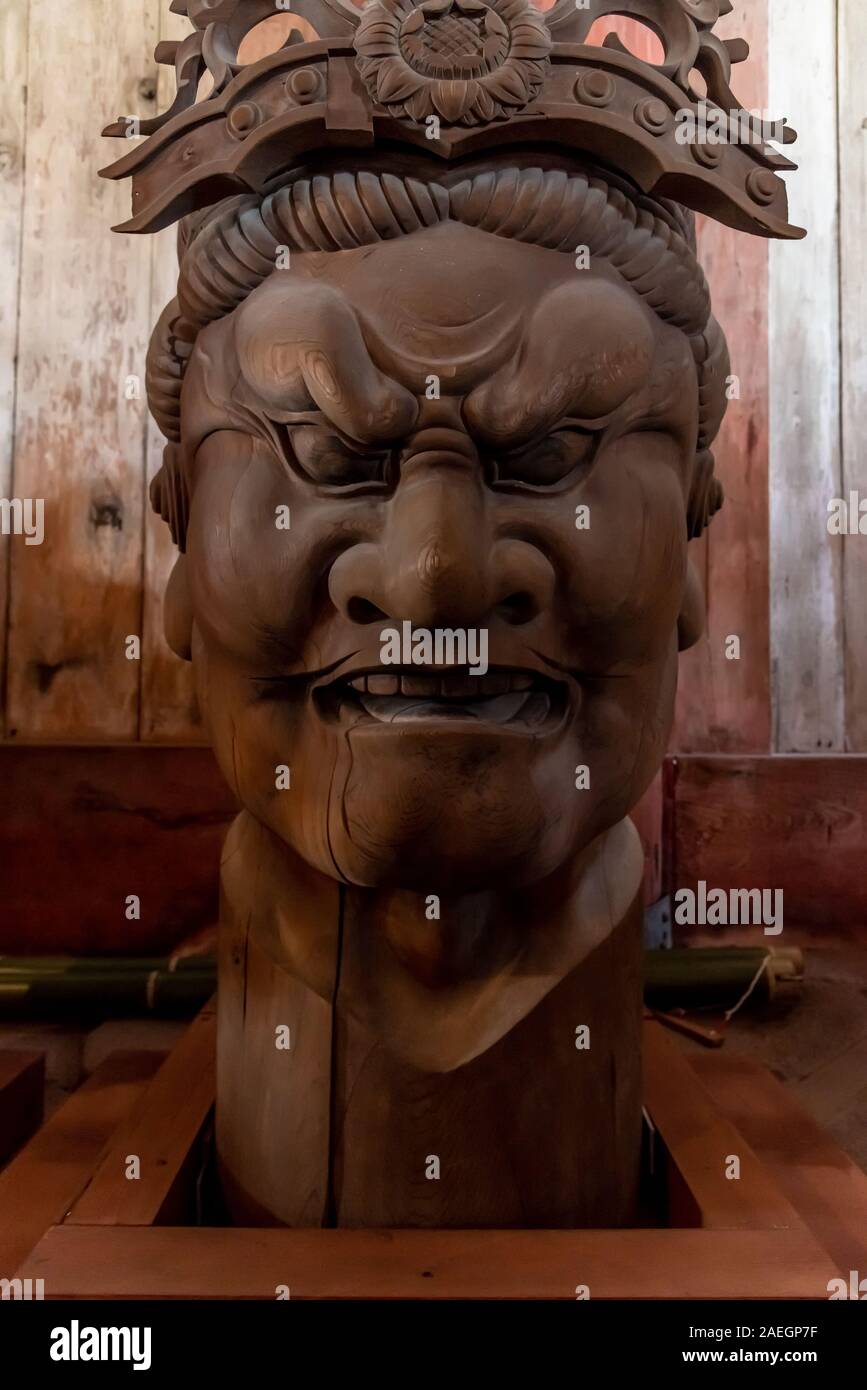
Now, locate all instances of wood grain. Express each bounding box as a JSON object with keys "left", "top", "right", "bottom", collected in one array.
[
  {"left": 66, "top": 1002, "right": 215, "bottom": 1226},
  {"left": 768, "top": 0, "right": 844, "bottom": 752},
  {"left": 675, "top": 0, "right": 771, "bottom": 754},
  {"left": 0, "top": 1050, "right": 162, "bottom": 1277},
  {"left": 0, "top": 1049, "right": 43, "bottom": 1166},
  {"left": 671, "top": 754, "right": 867, "bottom": 932},
  {"left": 217, "top": 897, "right": 333, "bottom": 1230},
  {"left": 691, "top": 1047, "right": 867, "bottom": 1277},
  {"left": 218, "top": 814, "right": 645, "bottom": 1230},
  {"left": 0, "top": 0, "right": 28, "bottom": 739},
  {"left": 643, "top": 1019, "right": 801, "bottom": 1230},
  {"left": 5, "top": 0, "right": 157, "bottom": 739},
  {"left": 17, "top": 1224, "right": 838, "bottom": 1299},
  {"left": 839, "top": 0, "right": 867, "bottom": 751},
  {"left": 0, "top": 744, "right": 235, "bottom": 953},
  {"left": 330, "top": 893, "right": 643, "bottom": 1228}
]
